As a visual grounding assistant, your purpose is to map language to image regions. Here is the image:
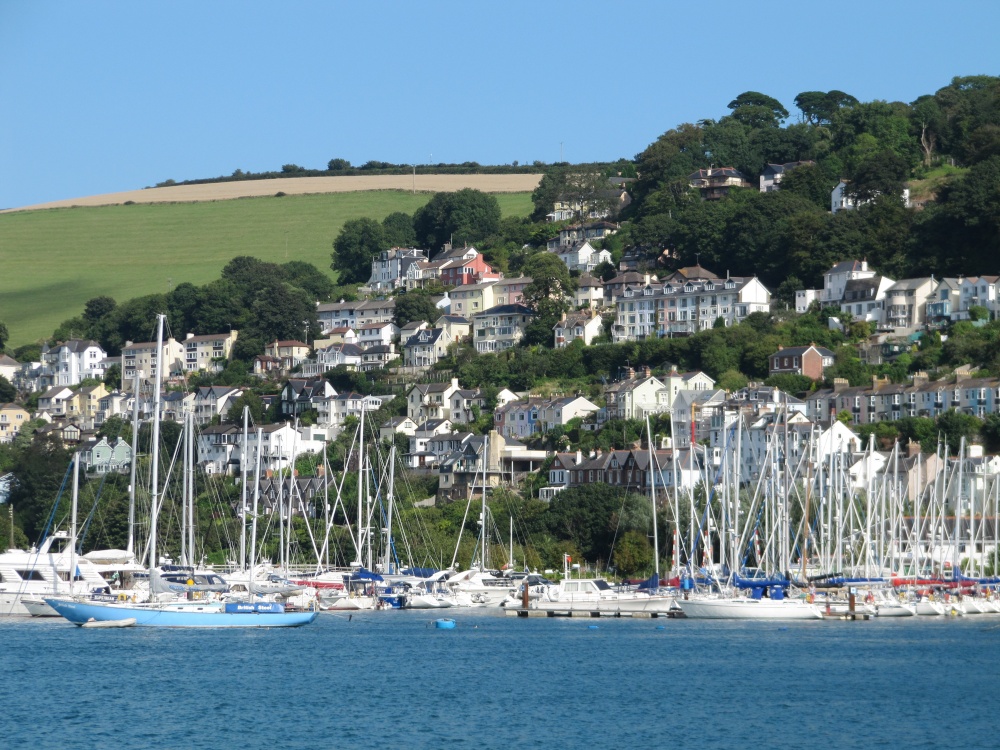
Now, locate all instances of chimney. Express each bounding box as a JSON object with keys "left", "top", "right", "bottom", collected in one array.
[
  {"left": 186, "top": 332, "right": 194, "bottom": 340},
  {"left": 912, "top": 371, "right": 929, "bottom": 387},
  {"left": 626, "top": 367, "right": 635, "bottom": 380},
  {"left": 872, "top": 375, "right": 879, "bottom": 389},
  {"left": 833, "top": 377, "right": 849, "bottom": 392},
  {"left": 642, "top": 366, "right": 651, "bottom": 379},
  {"left": 907, "top": 440, "right": 921, "bottom": 457},
  {"left": 575, "top": 449, "right": 582, "bottom": 464},
  {"left": 317, "top": 464, "right": 325, "bottom": 477},
  {"left": 861, "top": 260, "right": 868, "bottom": 272}
]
